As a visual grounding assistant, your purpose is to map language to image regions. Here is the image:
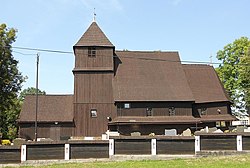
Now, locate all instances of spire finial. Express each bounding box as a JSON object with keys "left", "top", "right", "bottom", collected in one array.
[
  {"left": 209, "top": 54, "right": 213, "bottom": 66},
  {"left": 93, "top": 8, "right": 96, "bottom": 22}
]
